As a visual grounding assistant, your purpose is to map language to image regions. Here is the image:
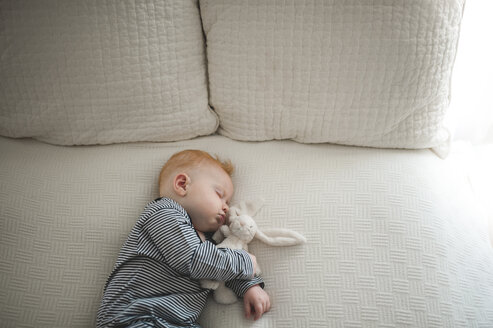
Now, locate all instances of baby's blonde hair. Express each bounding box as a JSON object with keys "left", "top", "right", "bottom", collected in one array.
[{"left": 159, "top": 149, "right": 233, "bottom": 196}]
